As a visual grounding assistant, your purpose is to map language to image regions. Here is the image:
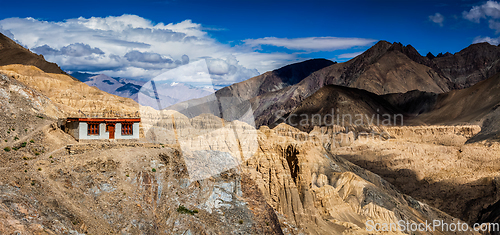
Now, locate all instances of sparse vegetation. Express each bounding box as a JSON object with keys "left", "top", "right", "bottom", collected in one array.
[
  {"left": 12, "top": 147, "right": 18, "bottom": 151},
  {"left": 24, "top": 129, "right": 27, "bottom": 132},
  {"left": 4, "top": 147, "right": 11, "bottom": 152},
  {"left": 36, "top": 115, "right": 44, "bottom": 119},
  {"left": 38, "top": 168, "right": 41, "bottom": 171},
  {"left": 238, "top": 220, "right": 243, "bottom": 224},
  {"left": 14, "top": 136, "right": 19, "bottom": 140},
  {"left": 23, "top": 156, "right": 28, "bottom": 160},
  {"left": 176, "top": 205, "right": 198, "bottom": 215}
]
